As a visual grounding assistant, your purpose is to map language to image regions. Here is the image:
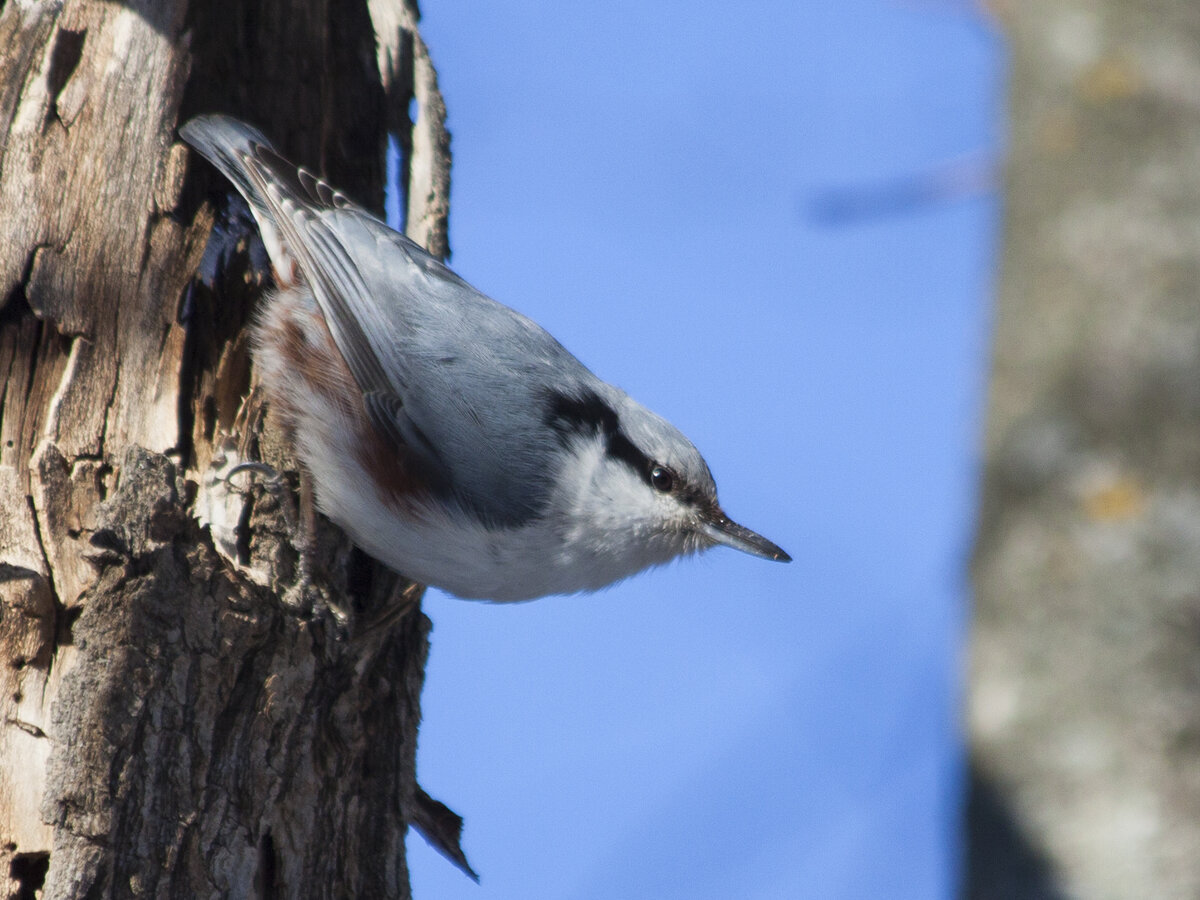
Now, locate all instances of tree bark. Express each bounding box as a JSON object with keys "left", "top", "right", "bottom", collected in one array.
[
  {"left": 967, "top": 1, "right": 1200, "bottom": 897},
  {"left": 0, "top": 2, "right": 451, "bottom": 897}
]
